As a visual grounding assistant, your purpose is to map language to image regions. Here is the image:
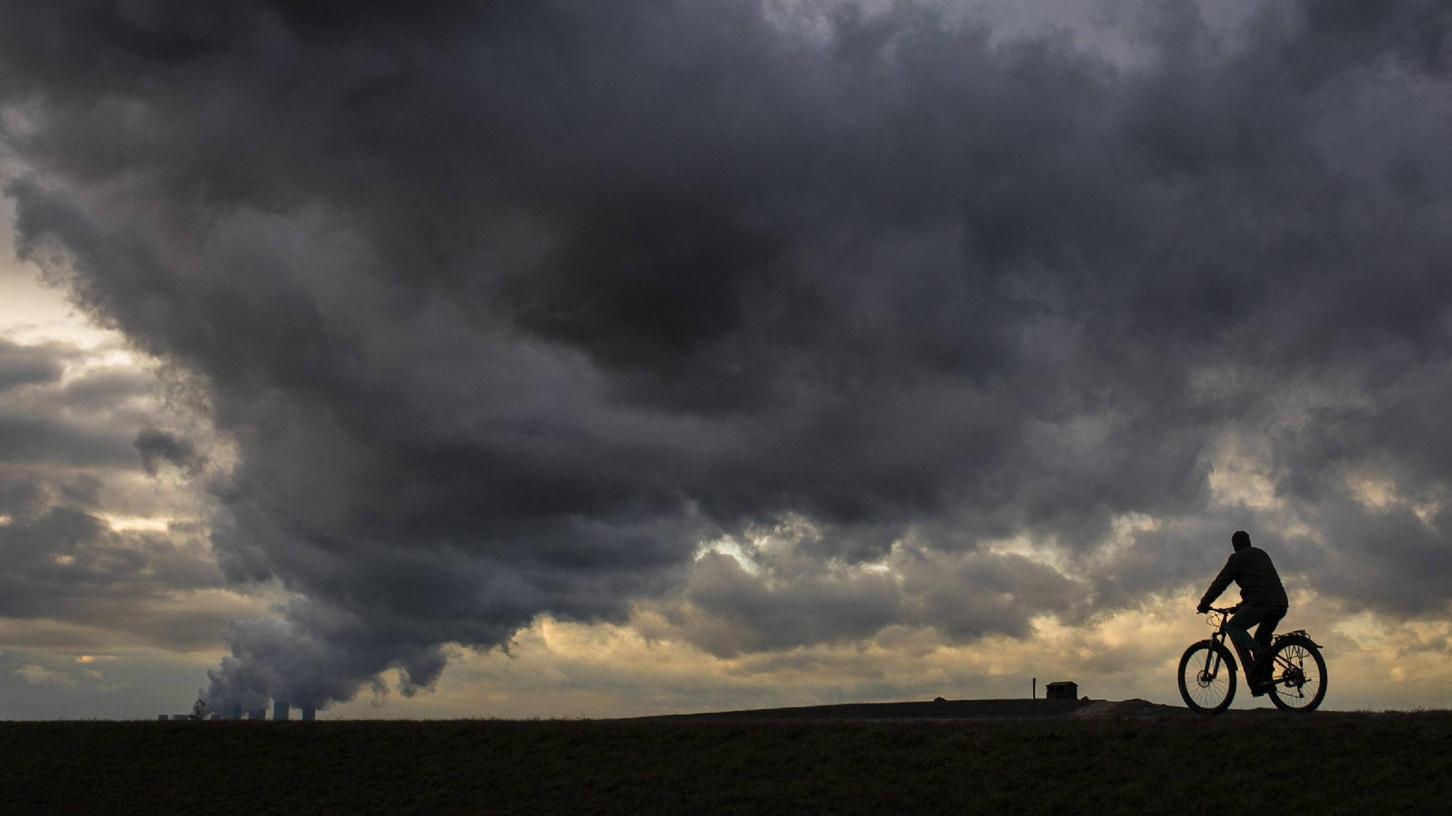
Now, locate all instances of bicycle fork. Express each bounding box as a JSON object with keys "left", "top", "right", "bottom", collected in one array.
[{"left": 1201, "top": 642, "right": 1225, "bottom": 681}]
